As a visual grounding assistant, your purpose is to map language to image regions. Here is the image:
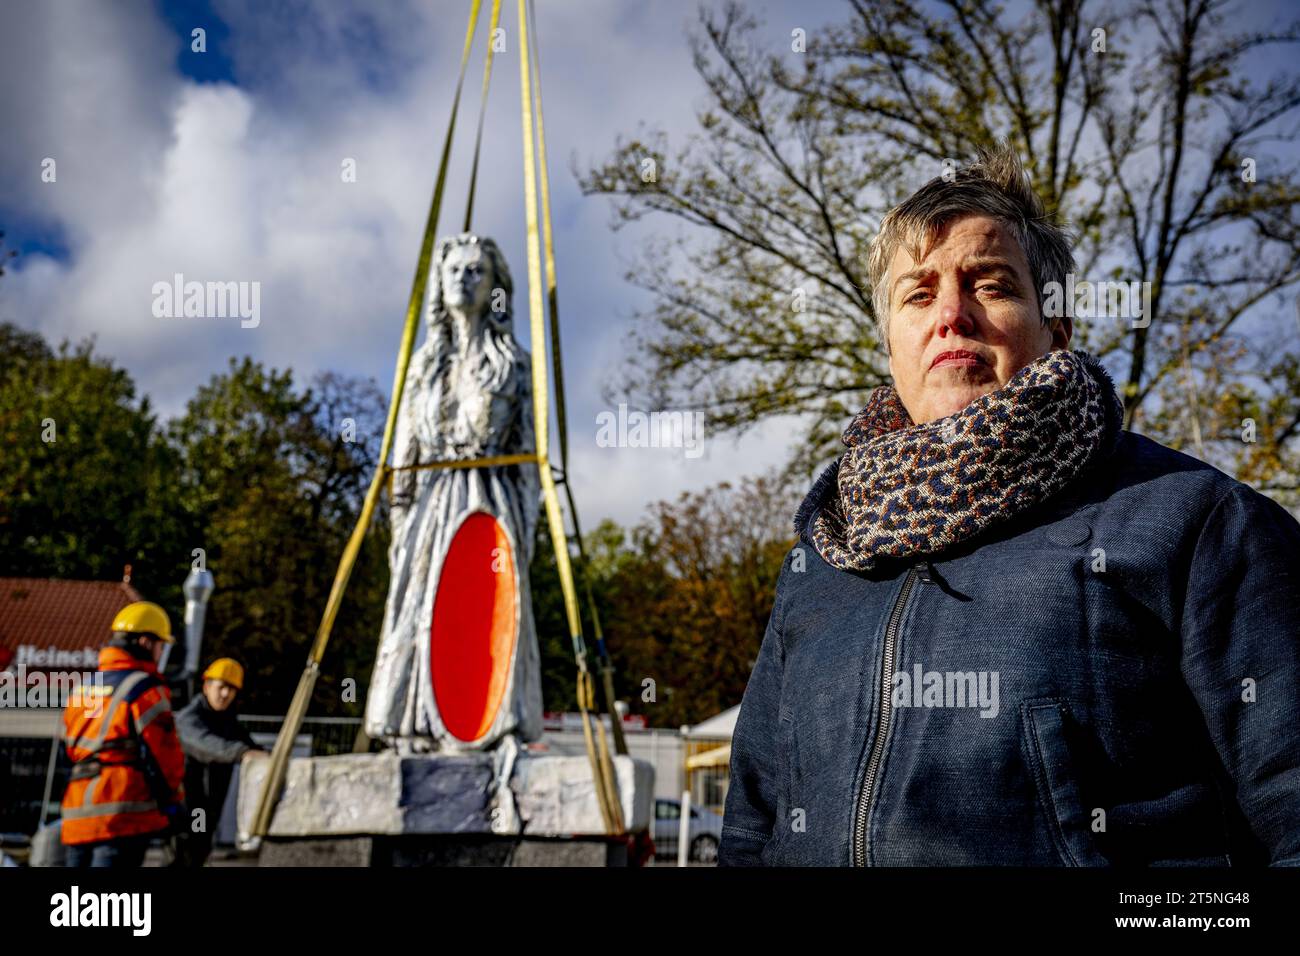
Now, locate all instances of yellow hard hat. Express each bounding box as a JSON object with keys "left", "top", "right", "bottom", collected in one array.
[
  {"left": 111, "top": 601, "right": 174, "bottom": 643},
  {"left": 203, "top": 657, "right": 245, "bottom": 690}
]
